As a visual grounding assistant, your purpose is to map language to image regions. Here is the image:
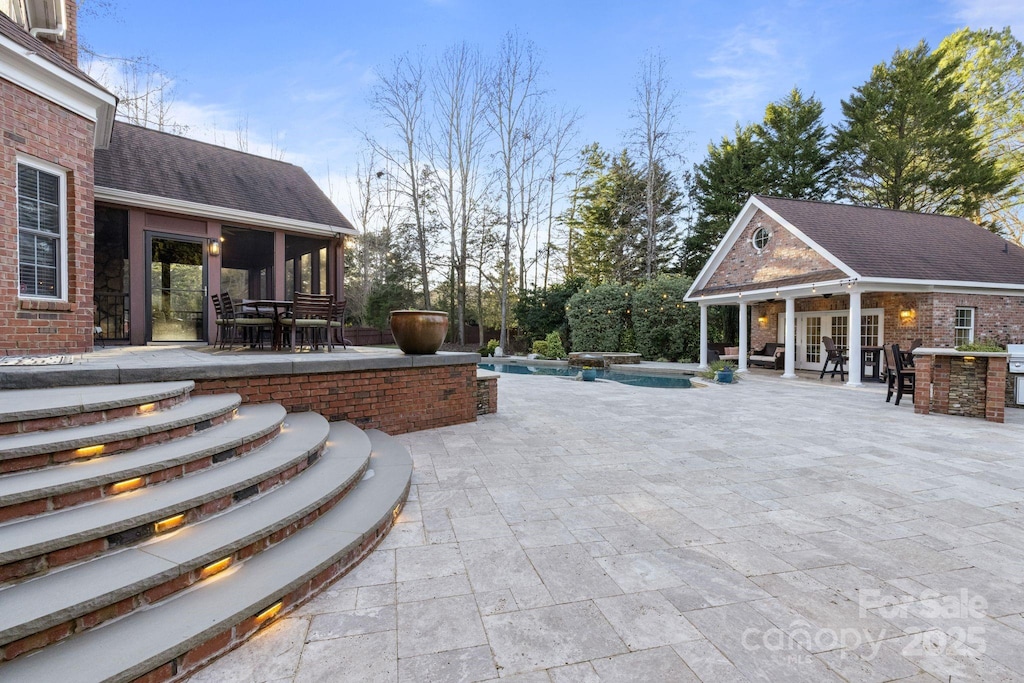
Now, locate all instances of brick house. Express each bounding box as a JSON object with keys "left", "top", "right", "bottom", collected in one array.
[
  {"left": 1, "top": 1, "right": 354, "bottom": 354},
  {"left": 685, "top": 195, "right": 1024, "bottom": 385}
]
